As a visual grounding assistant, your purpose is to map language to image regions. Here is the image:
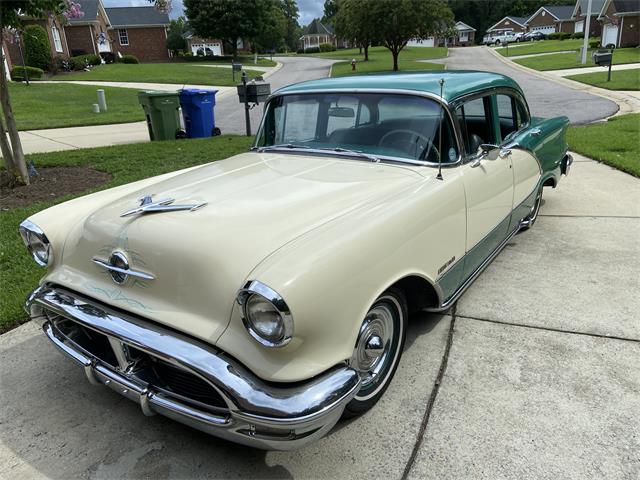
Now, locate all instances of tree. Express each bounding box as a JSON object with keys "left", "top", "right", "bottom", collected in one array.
[
  {"left": 334, "top": 0, "right": 377, "bottom": 61},
  {"left": 252, "top": 1, "right": 287, "bottom": 52},
  {"left": 24, "top": 24, "right": 52, "bottom": 70},
  {"left": 282, "top": 0, "right": 300, "bottom": 52},
  {"left": 323, "top": 0, "right": 339, "bottom": 23},
  {"left": 166, "top": 17, "right": 188, "bottom": 56},
  {"left": 184, "top": 0, "right": 274, "bottom": 58},
  {"left": 371, "top": 0, "right": 454, "bottom": 71}
]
